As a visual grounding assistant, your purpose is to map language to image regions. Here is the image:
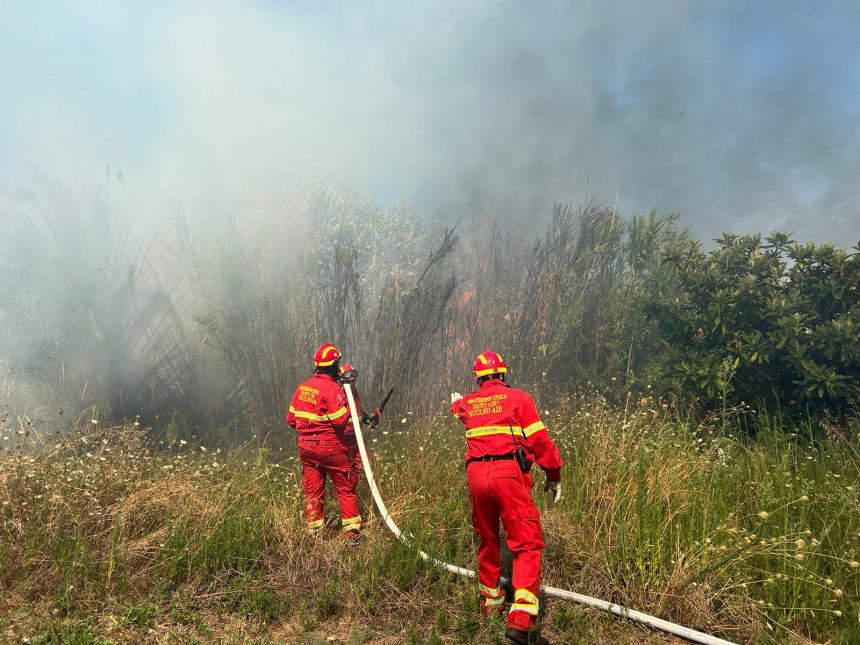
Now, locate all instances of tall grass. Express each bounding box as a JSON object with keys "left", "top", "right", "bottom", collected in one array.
[{"left": 2, "top": 395, "right": 858, "bottom": 643}]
